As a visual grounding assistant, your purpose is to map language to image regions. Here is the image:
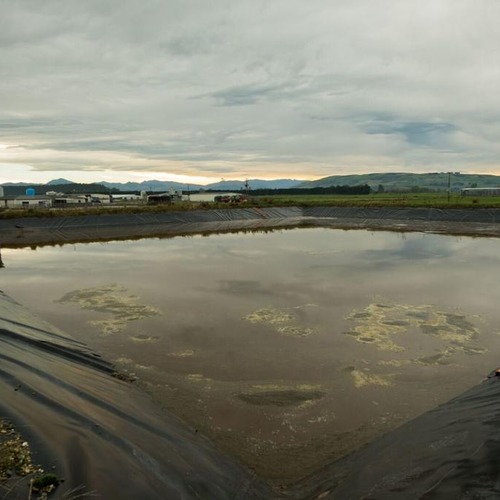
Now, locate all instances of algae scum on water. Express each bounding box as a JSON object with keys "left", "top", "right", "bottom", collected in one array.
[
  {"left": 244, "top": 307, "right": 313, "bottom": 337},
  {"left": 344, "top": 301, "right": 486, "bottom": 364},
  {"left": 56, "top": 284, "right": 161, "bottom": 335}
]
